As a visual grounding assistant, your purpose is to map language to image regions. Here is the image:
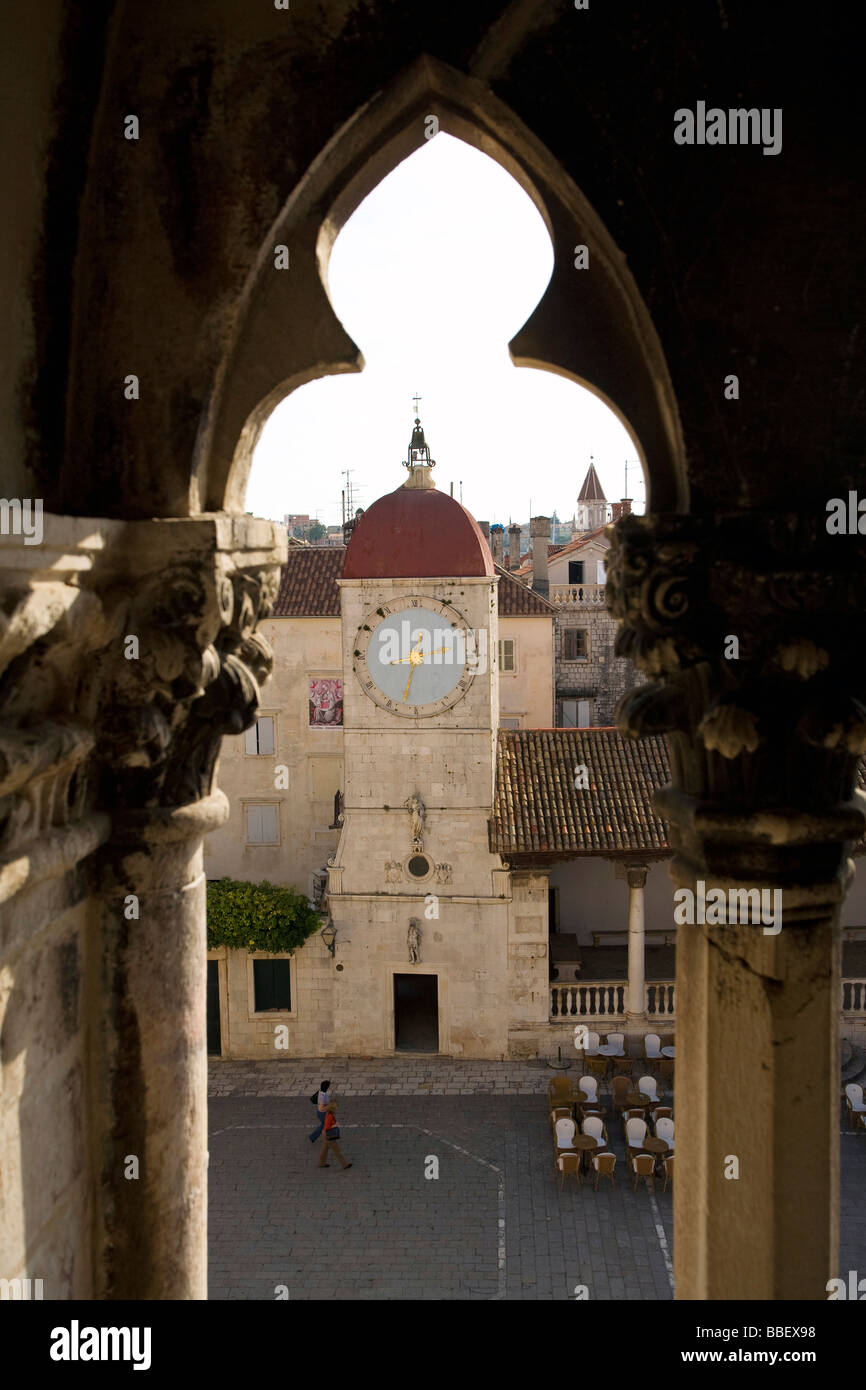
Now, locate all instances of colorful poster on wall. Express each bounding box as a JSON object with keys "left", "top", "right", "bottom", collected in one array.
[{"left": 309, "top": 677, "right": 343, "bottom": 727}]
